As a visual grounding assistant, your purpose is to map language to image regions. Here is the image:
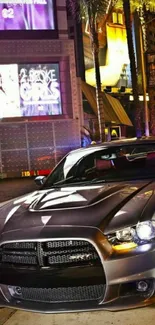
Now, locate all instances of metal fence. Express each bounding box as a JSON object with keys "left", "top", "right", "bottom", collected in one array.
[{"left": 0, "top": 119, "right": 81, "bottom": 177}]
